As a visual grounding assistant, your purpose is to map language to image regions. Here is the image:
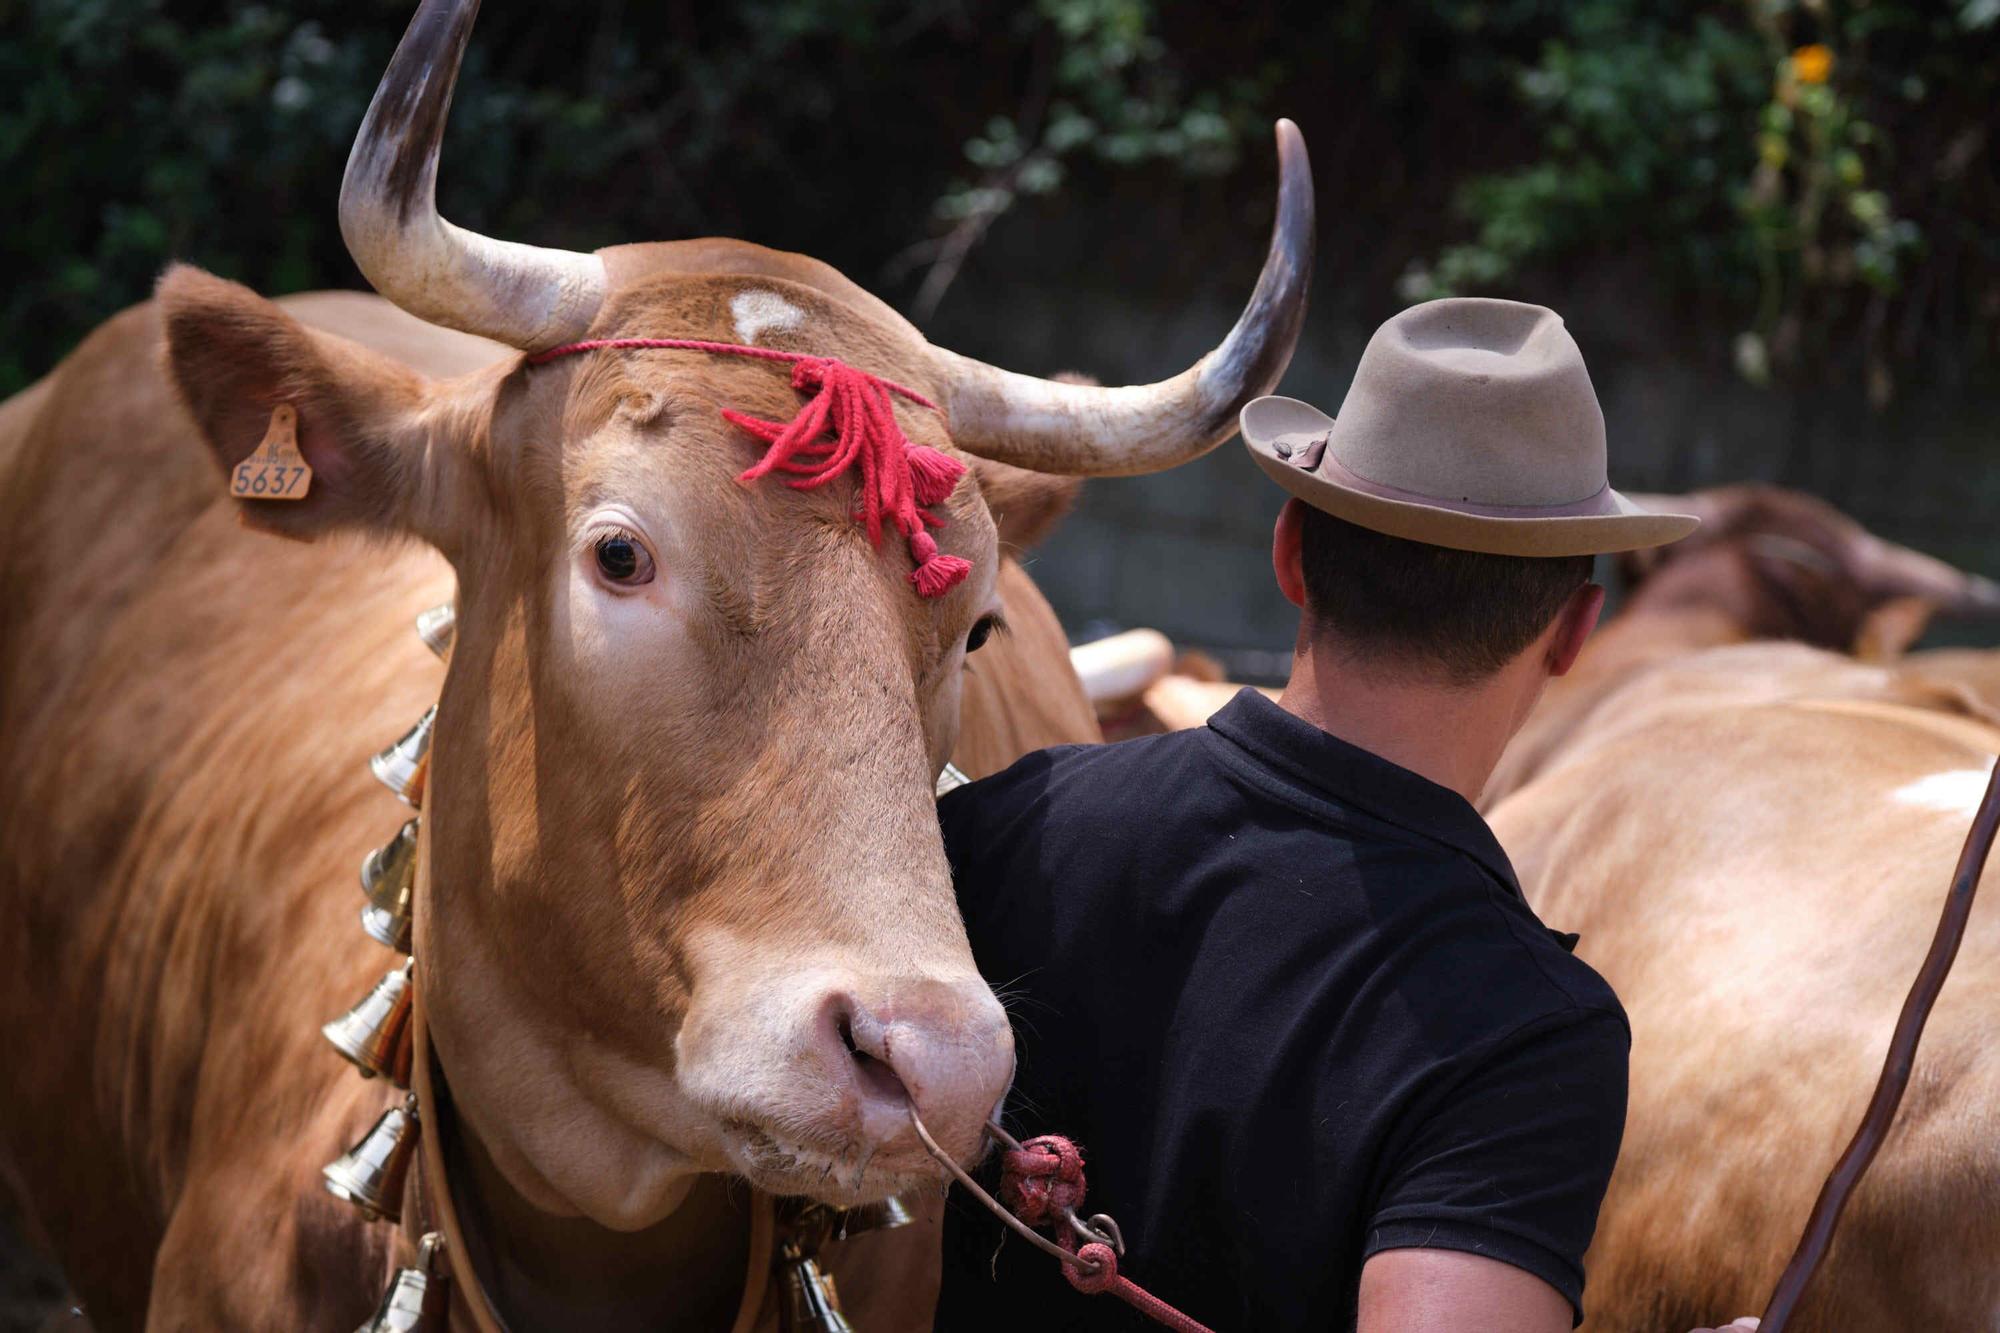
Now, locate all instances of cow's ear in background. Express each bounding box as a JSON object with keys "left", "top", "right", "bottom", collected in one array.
[
  {"left": 964, "top": 456, "right": 1082, "bottom": 554},
  {"left": 157, "top": 264, "right": 466, "bottom": 549},
  {"left": 1853, "top": 595, "right": 1937, "bottom": 662}
]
